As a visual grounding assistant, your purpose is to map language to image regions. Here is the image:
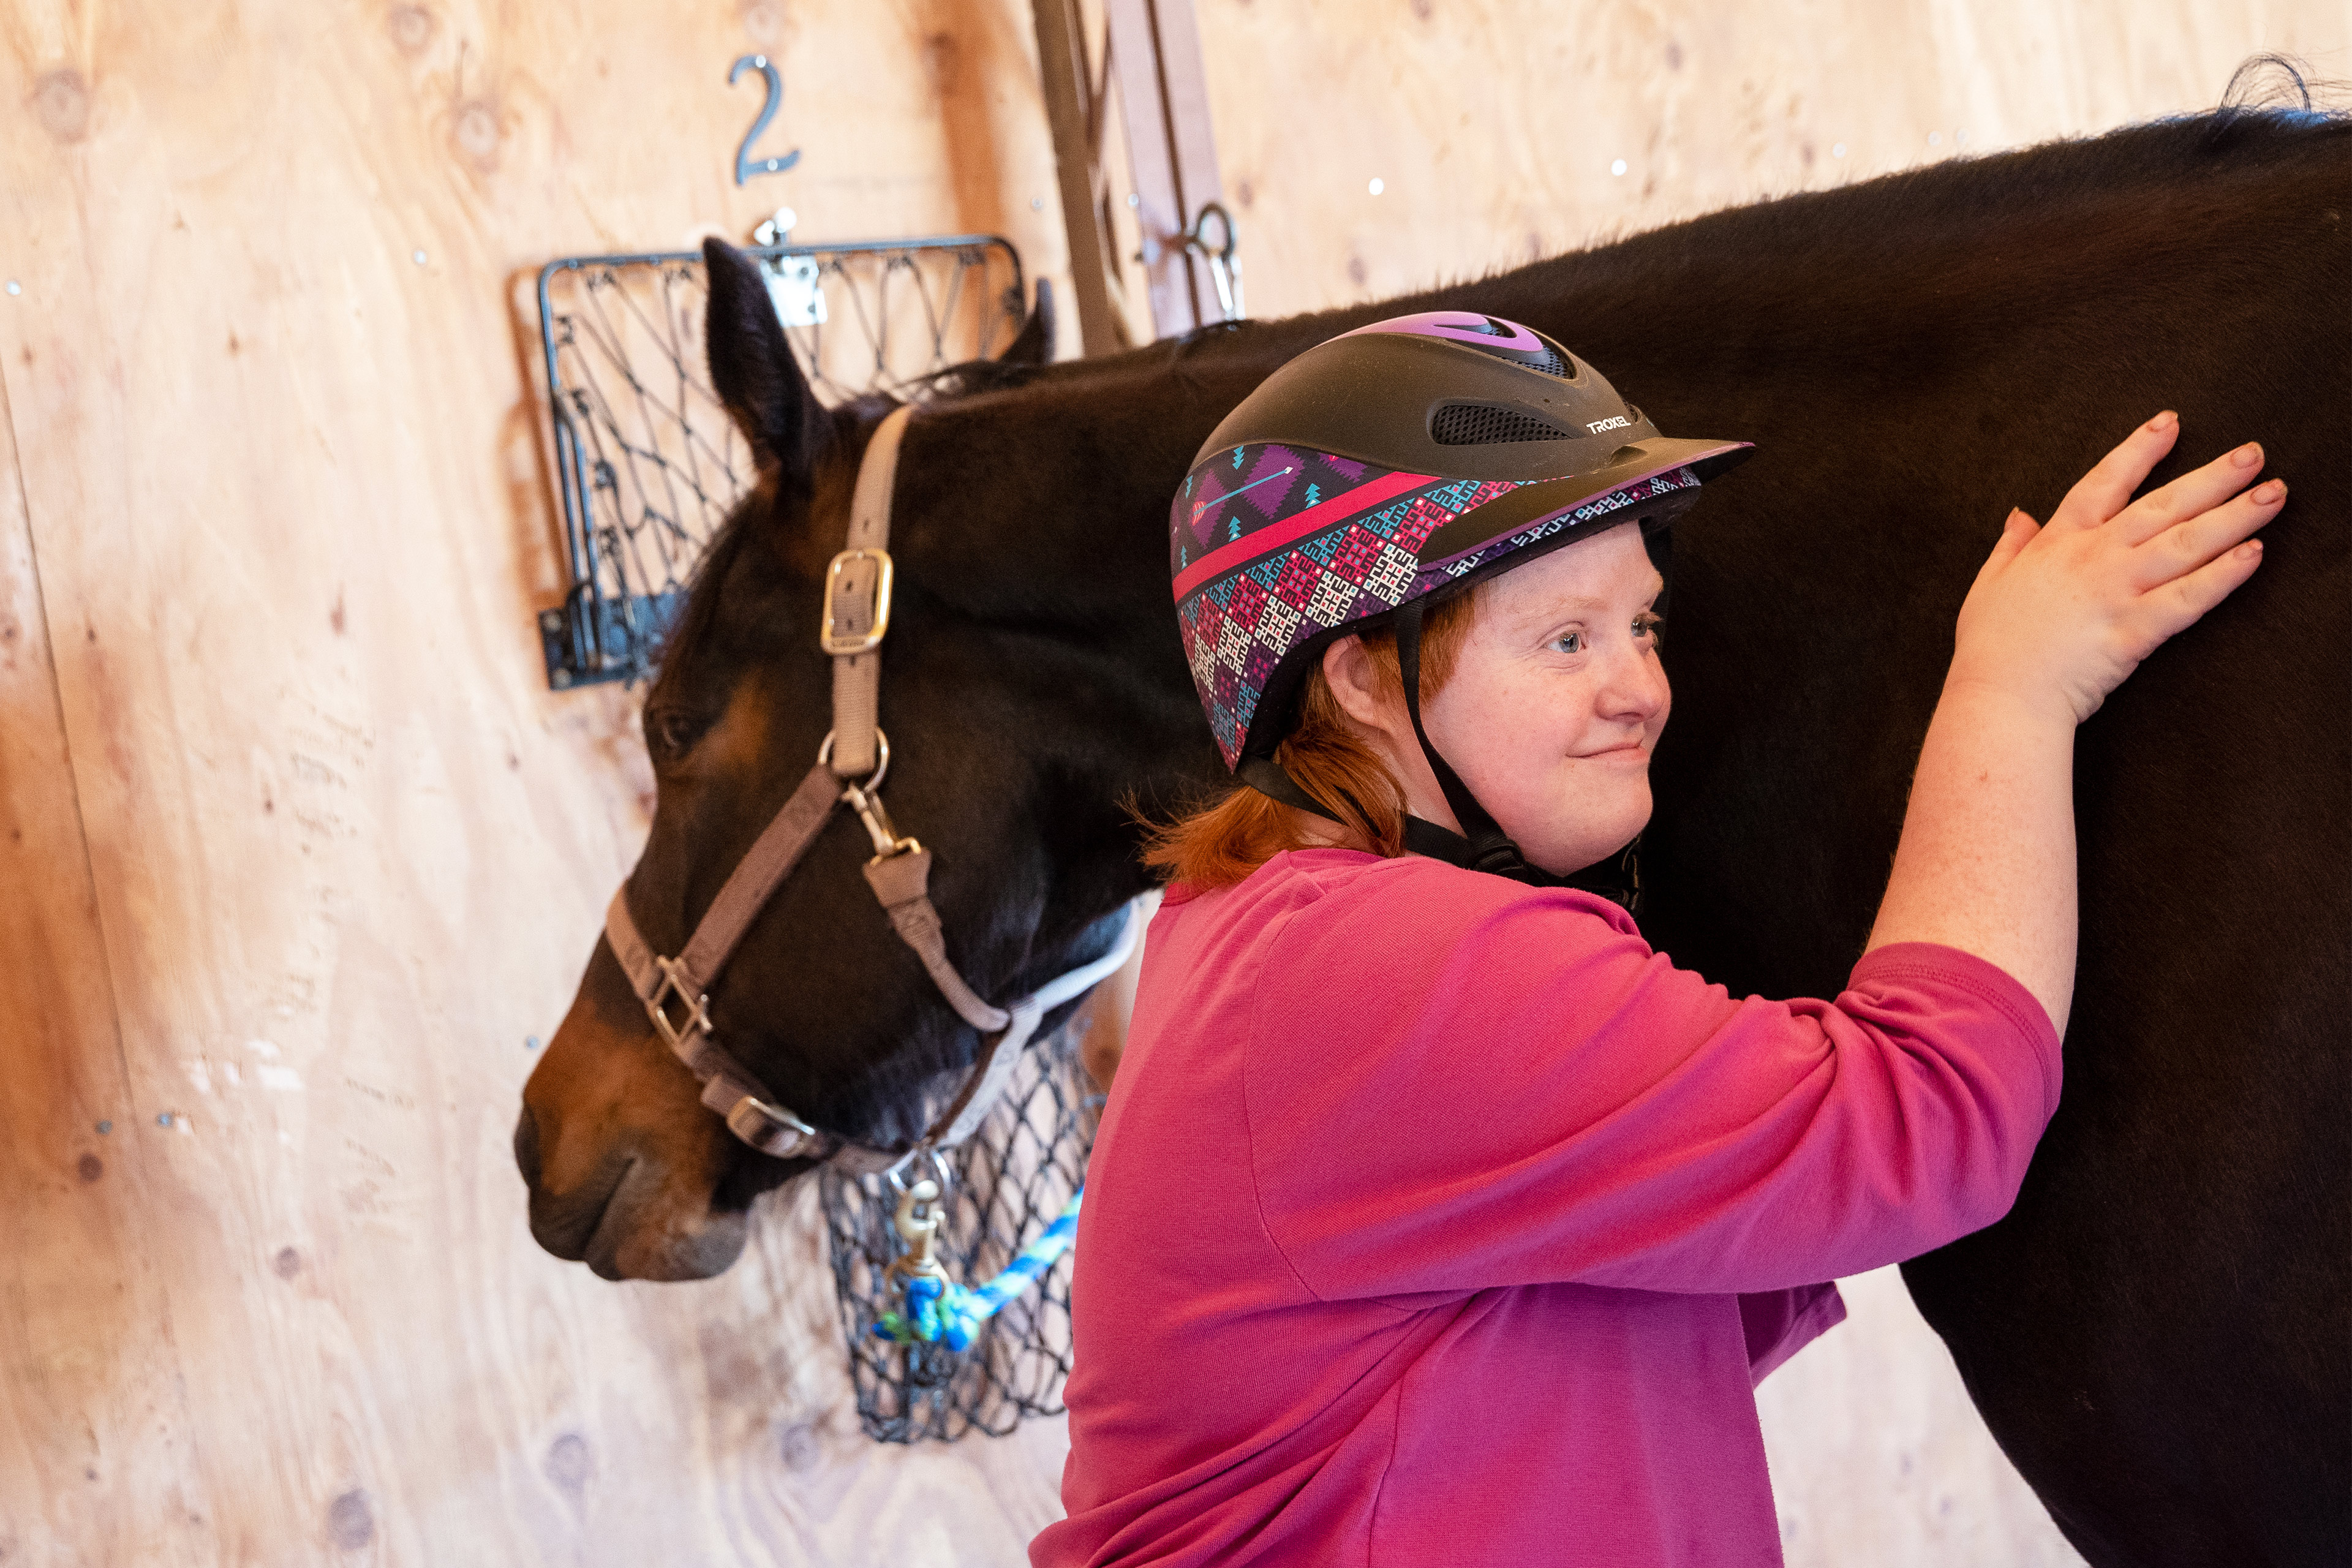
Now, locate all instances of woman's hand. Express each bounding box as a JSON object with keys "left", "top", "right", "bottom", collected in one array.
[
  {"left": 1948, "top": 411, "right": 2282, "bottom": 726},
  {"left": 1868, "top": 414, "right": 2284, "bottom": 1035}
]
